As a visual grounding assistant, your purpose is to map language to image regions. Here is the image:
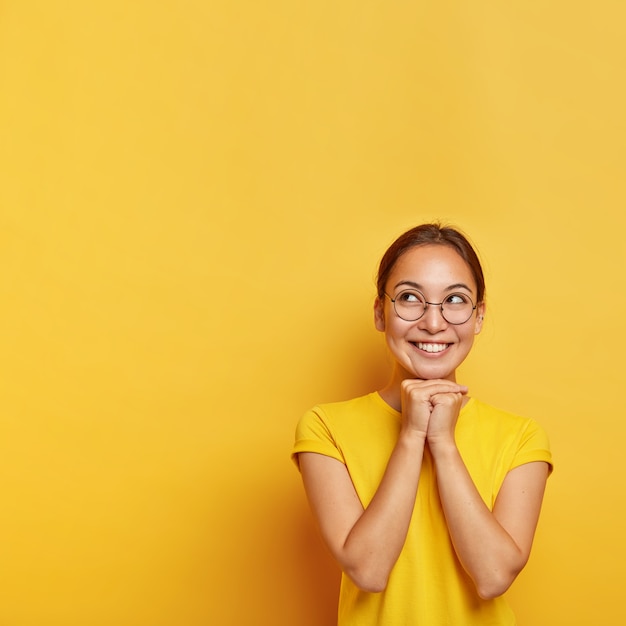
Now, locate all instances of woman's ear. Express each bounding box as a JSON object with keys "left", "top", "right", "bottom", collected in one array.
[
  {"left": 374, "top": 297, "right": 386, "bottom": 331},
  {"left": 474, "top": 302, "right": 486, "bottom": 334}
]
